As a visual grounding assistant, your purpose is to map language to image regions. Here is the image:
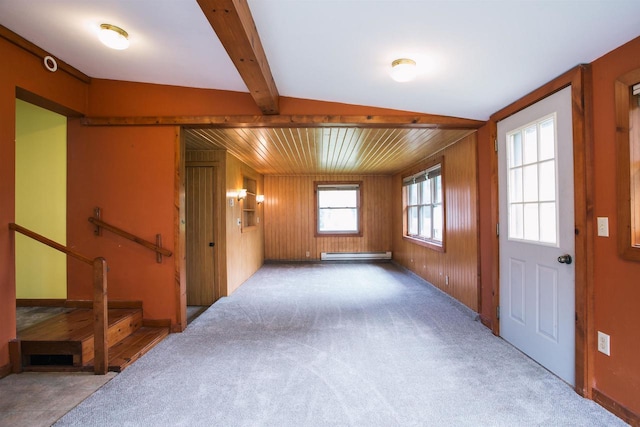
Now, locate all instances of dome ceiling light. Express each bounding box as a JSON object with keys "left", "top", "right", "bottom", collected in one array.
[
  {"left": 99, "top": 23, "right": 129, "bottom": 50},
  {"left": 390, "top": 58, "right": 417, "bottom": 82}
]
